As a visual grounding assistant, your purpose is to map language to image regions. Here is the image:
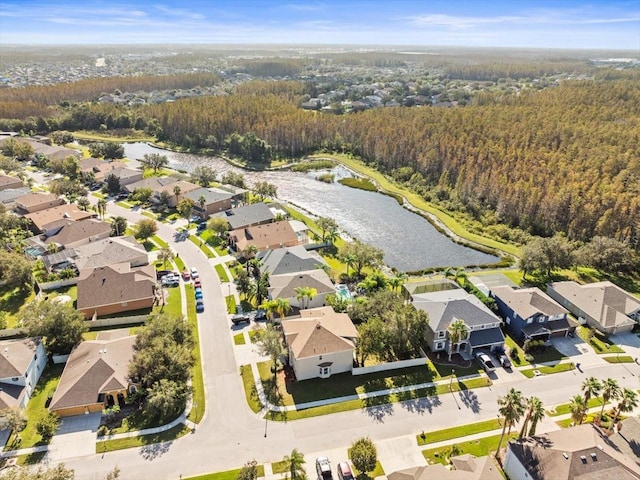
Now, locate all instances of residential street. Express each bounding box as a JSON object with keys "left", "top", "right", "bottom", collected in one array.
[{"left": 57, "top": 200, "right": 640, "bottom": 480}]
